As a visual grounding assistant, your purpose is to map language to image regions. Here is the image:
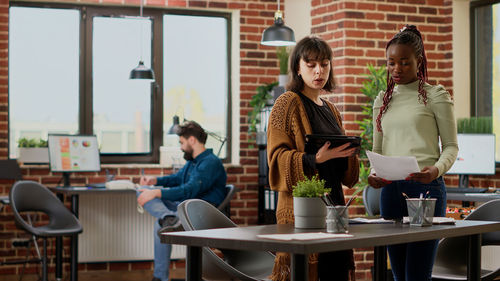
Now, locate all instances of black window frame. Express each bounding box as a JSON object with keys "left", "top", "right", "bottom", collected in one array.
[{"left": 9, "top": 2, "right": 232, "bottom": 164}]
